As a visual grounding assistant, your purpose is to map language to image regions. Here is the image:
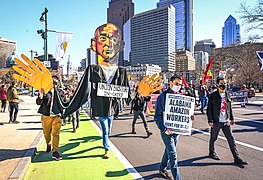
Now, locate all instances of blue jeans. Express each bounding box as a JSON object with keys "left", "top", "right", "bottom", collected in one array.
[
  {"left": 200, "top": 96, "right": 208, "bottom": 113},
  {"left": 160, "top": 132, "right": 181, "bottom": 180},
  {"left": 99, "top": 116, "right": 113, "bottom": 151}
]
